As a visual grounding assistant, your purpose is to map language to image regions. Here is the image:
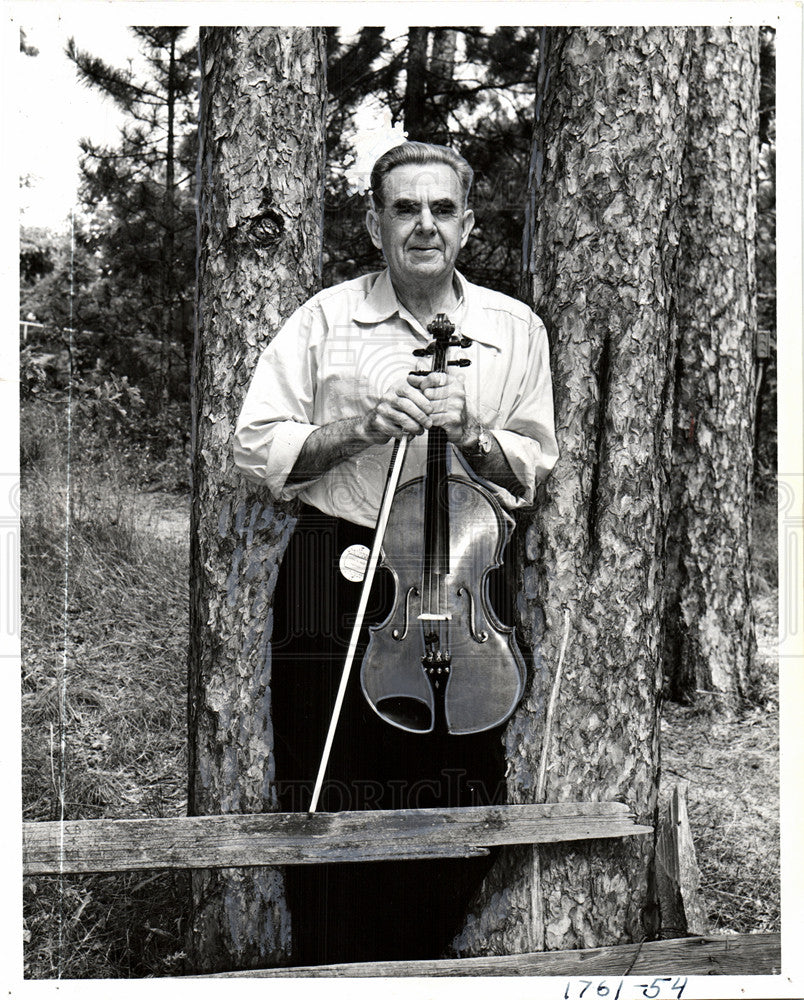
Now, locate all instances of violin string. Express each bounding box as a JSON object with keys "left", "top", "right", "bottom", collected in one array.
[
  {"left": 439, "top": 456, "right": 444, "bottom": 650},
  {"left": 420, "top": 318, "right": 464, "bottom": 672}
]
